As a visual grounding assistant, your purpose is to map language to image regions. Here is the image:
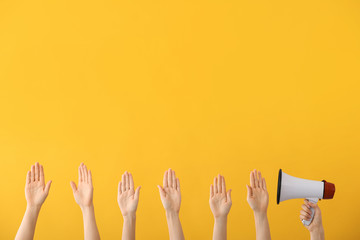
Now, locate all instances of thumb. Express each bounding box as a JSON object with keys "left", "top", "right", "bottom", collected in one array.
[
  {"left": 227, "top": 189, "right": 232, "bottom": 202},
  {"left": 157, "top": 185, "right": 166, "bottom": 198},
  {"left": 45, "top": 180, "right": 52, "bottom": 195},
  {"left": 135, "top": 186, "right": 141, "bottom": 199},
  {"left": 246, "top": 185, "right": 252, "bottom": 198},
  {"left": 70, "top": 181, "right": 77, "bottom": 193}
]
